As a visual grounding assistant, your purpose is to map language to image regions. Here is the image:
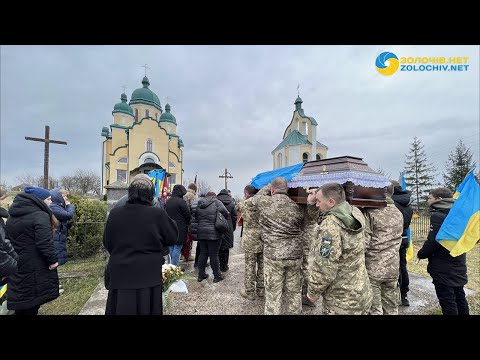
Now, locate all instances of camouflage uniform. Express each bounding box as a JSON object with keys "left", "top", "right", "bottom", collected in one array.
[
  {"left": 308, "top": 203, "right": 372, "bottom": 315},
  {"left": 363, "top": 201, "right": 404, "bottom": 315},
  {"left": 255, "top": 185, "right": 304, "bottom": 315},
  {"left": 300, "top": 204, "right": 320, "bottom": 295},
  {"left": 237, "top": 197, "right": 264, "bottom": 297}
]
